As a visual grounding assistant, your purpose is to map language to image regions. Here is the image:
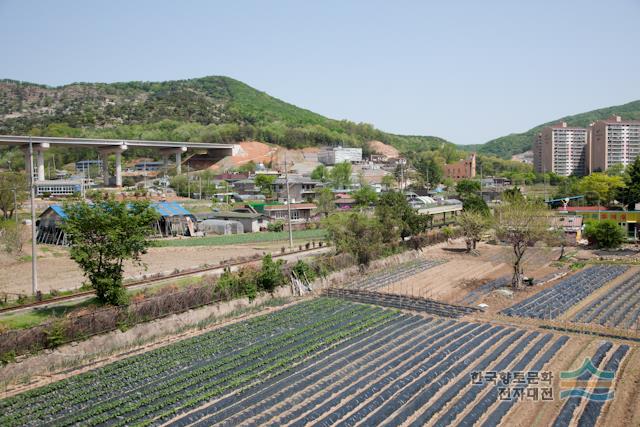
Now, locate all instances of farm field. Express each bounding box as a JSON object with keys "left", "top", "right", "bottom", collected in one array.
[
  {"left": 374, "top": 242, "right": 561, "bottom": 303},
  {"left": 3, "top": 297, "right": 639, "bottom": 427},
  {"left": 344, "top": 258, "right": 447, "bottom": 292},
  {"left": 155, "top": 228, "right": 326, "bottom": 247},
  {"left": 500, "top": 265, "right": 629, "bottom": 320},
  {"left": 0, "top": 237, "right": 320, "bottom": 296},
  {"left": 572, "top": 271, "right": 640, "bottom": 330},
  {"left": 324, "top": 287, "right": 479, "bottom": 318}
]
